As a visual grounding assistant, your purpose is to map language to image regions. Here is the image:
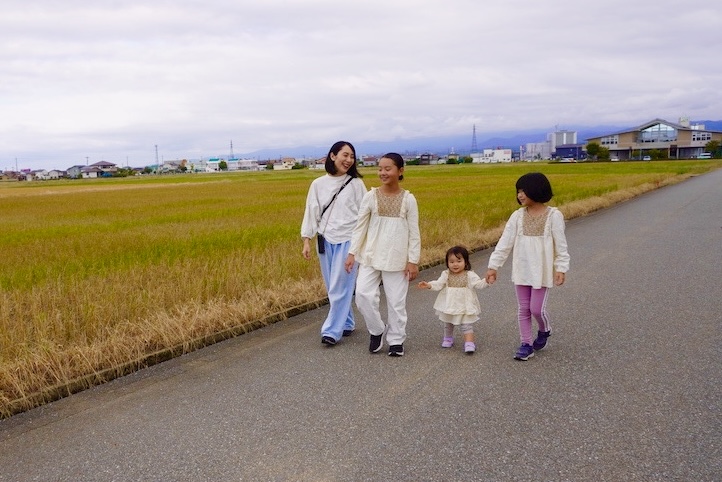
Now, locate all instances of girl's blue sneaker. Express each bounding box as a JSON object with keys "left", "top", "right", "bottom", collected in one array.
[
  {"left": 532, "top": 330, "right": 551, "bottom": 351},
  {"left": 514, "top": 343, "right": 534, "bottom": 361}
]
